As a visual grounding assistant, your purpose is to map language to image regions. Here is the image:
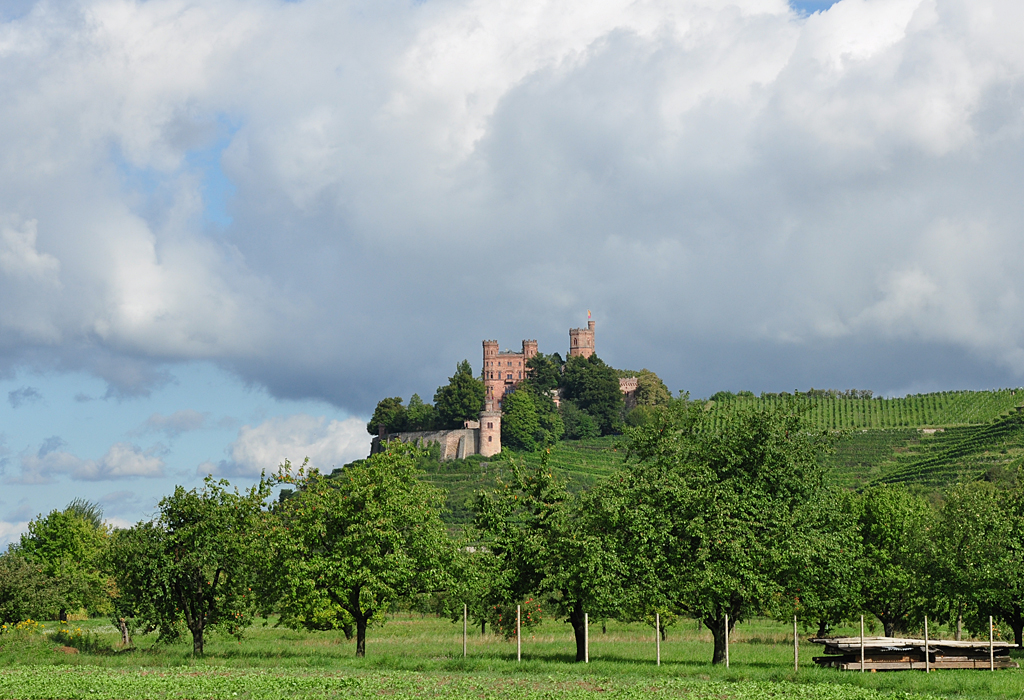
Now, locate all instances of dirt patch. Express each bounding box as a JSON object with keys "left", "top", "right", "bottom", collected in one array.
[{"left": 56, "top": 646, "right": 79, "bottom": 654}]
